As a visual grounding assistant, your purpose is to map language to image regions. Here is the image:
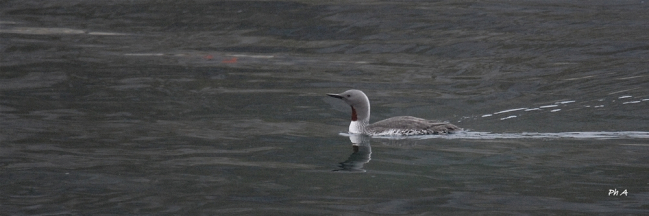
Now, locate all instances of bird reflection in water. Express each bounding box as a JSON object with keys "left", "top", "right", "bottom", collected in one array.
[{"left": 334, "top": 134, "right": 372, "bottom": 172}]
